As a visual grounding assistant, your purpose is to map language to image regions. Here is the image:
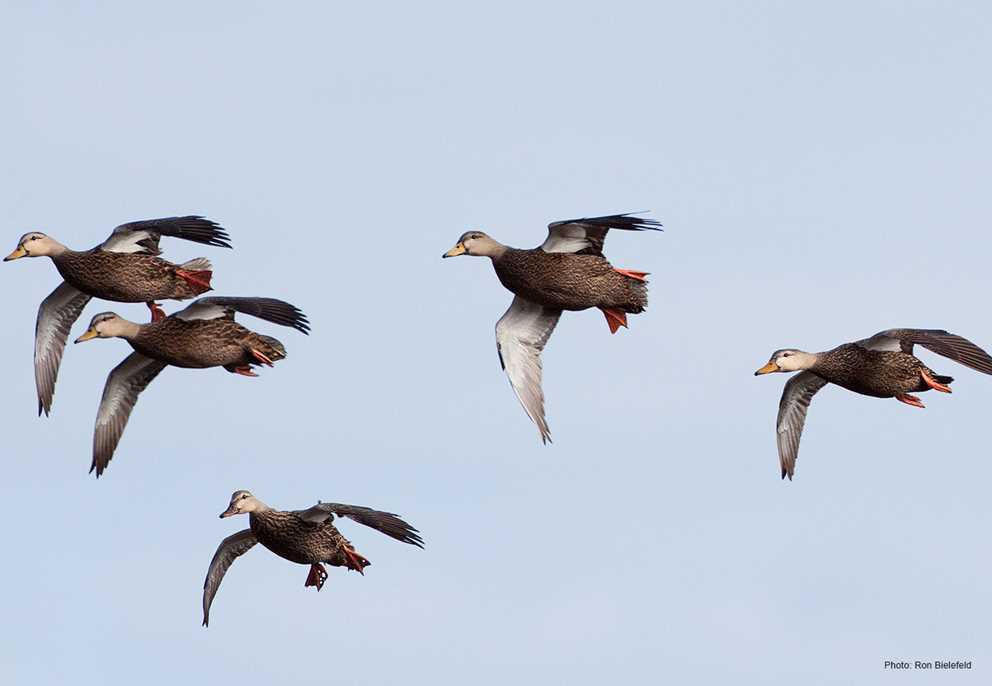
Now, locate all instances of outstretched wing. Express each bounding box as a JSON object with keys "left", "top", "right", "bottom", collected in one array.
[
  {"left": 100, "top": 216, "right": 231, "bottom": 254},
  {"left": 34, "top": 281, "right": 92, "bottom": 416},
  {"left": 495, "top": 296, "right": 562, "bottom": 443},
  {"left": 91, "top": 353, "right": 168, "bottom": 477},
  {"left": 858, "top": 329, "right": 992, "bottom": 375},
  {"left": 174, "top": 297, "right": 310, "bottom": 334},
  {"left": 776, "top": 372, "right": 829, "bottom": 480},
  {"left": 541, "top": 212, "right": 661, "bottom": 255},
  {"left": 295, "top": 503, "right": 424, "bottom": 547},
  {"left": 202, "top": 529, "right": 258, "bottom": 627}
]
